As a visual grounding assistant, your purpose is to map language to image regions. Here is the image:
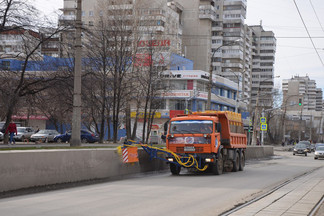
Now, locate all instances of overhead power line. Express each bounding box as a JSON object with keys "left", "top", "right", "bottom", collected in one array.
[
  {"left": 309, "top": 0, "right": 324, "bottom": 33},
  {"left": 293, "top": 0, "right": 324, "bottom": 67}
]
